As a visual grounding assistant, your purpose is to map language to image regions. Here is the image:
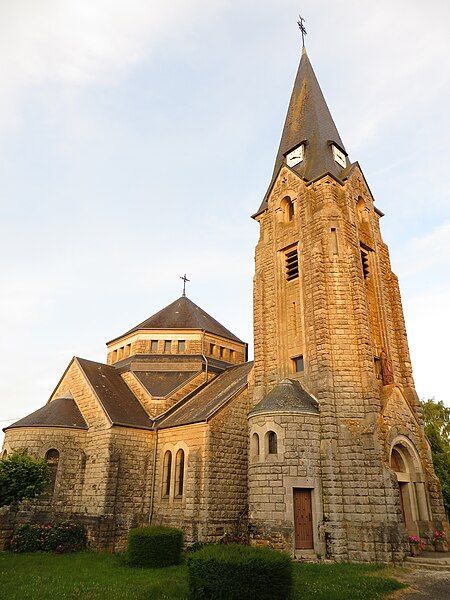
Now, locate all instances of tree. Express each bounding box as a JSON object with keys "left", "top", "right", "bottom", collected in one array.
[
  {"left": 0, "top": 451, "right": 50, "bottom": 507},
  {"left": 421, "top": 398, "right": 450, "bottom": 515}
]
